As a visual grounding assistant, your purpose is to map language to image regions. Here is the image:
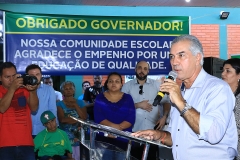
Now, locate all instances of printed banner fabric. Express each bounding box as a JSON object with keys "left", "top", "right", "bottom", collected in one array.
[{"left": 5, "top": 12, "right": 189, "bottom": 75}]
